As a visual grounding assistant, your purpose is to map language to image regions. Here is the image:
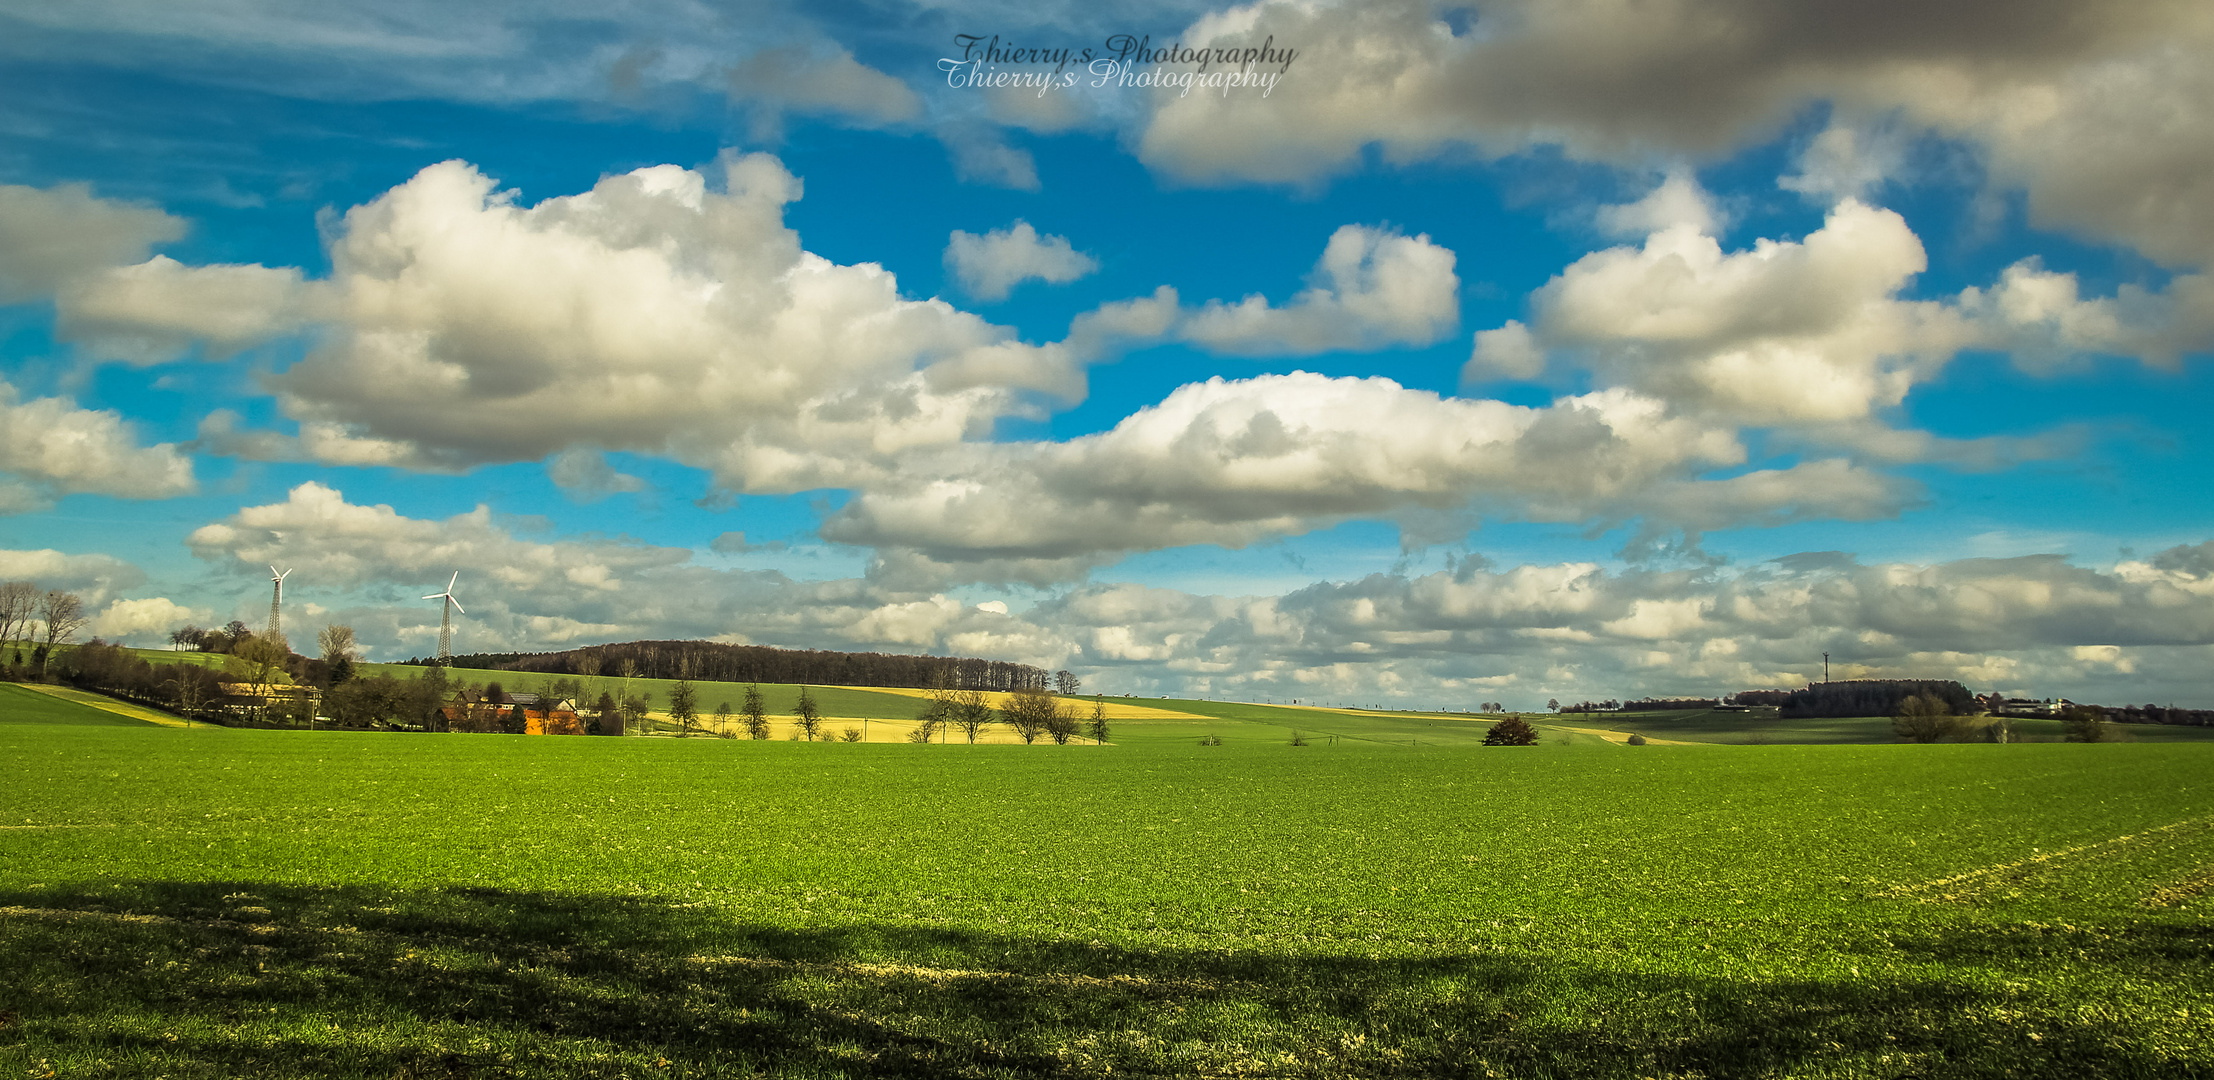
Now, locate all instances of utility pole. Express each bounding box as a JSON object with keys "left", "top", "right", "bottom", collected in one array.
[{"left": 1823, "top": 652, "right": 1829, "bottom": 684}]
